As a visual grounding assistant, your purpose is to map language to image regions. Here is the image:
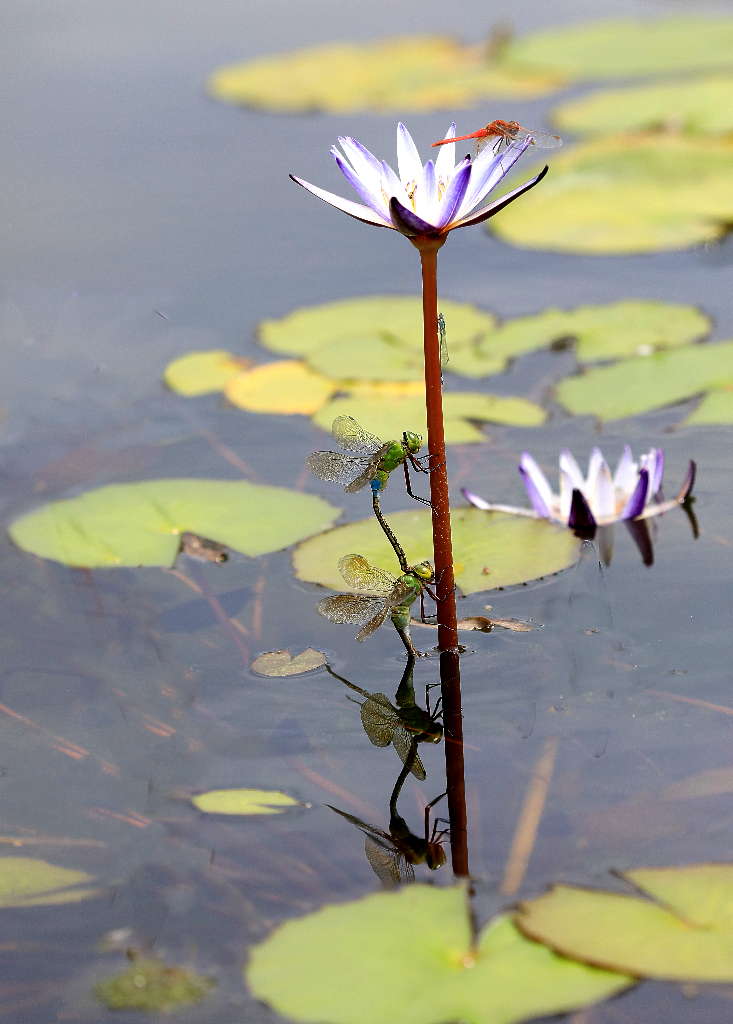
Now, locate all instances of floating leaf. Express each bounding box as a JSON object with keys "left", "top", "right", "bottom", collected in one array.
[
  {"left": 518, "top": 864, "right": 733, "bottom": 981},
  {"left": 247, "top": 885, "right": 631, "bottom": 1024},
  {"left": 554, "top": 75, "right": 733, "bottom": 138},
  {"left": 191, "top": 788, "right": 300, "bottom": 815},
  {"left": 225, "top": 361, "right": 338, "bottom": 415},
  {"left": 294, "top": 507, "right": 579, "bottom": 596},
  {"left": 306, "top": 335, "right": 425, "bottom": 382},
  {"left": 9, "top": 479, "right": 341, "bottom": 568},
  {"left": 163, "top": 350, "right": 250, "bottom": 396},
  {"left": 312, "top": 393, "right": 545, "bottom": 446},
  {"left": 682, "top": 388, "right": 733, "bottom": 426},
  {"left": 95, "top": 957, "right": 215, "bottom": 1012},
  {"left": 500, "top": 17, "right": 733, "bottom": 79},
  {"left": 556, "top": 341, "right": 733, "bottom": 420},
  {"left": 208, "top": 35, "right": 563, "bottom": 115},
  {"left": 492, "top": 136, "right": 733, "bottom": 254},
  {"left": 0, "top": 857, "right": 97, "bottom": 907},
  {"left": 251, "top": 649, "right": 327, "bottom": 677}
]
